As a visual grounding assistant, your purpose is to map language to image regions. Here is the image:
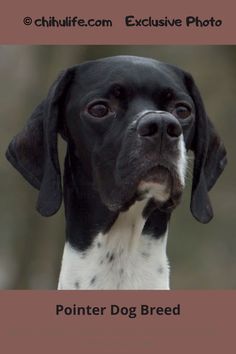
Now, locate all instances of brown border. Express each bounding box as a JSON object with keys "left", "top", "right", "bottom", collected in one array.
[
  {"left": 0, "top": 0, "right": 235, "bottom": 44},
  {"left": 1, "top": 0, "right": 236, "bottom": 352},
  {"left": 0, "top": 291, "right": 235, "bottom": 353}
]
